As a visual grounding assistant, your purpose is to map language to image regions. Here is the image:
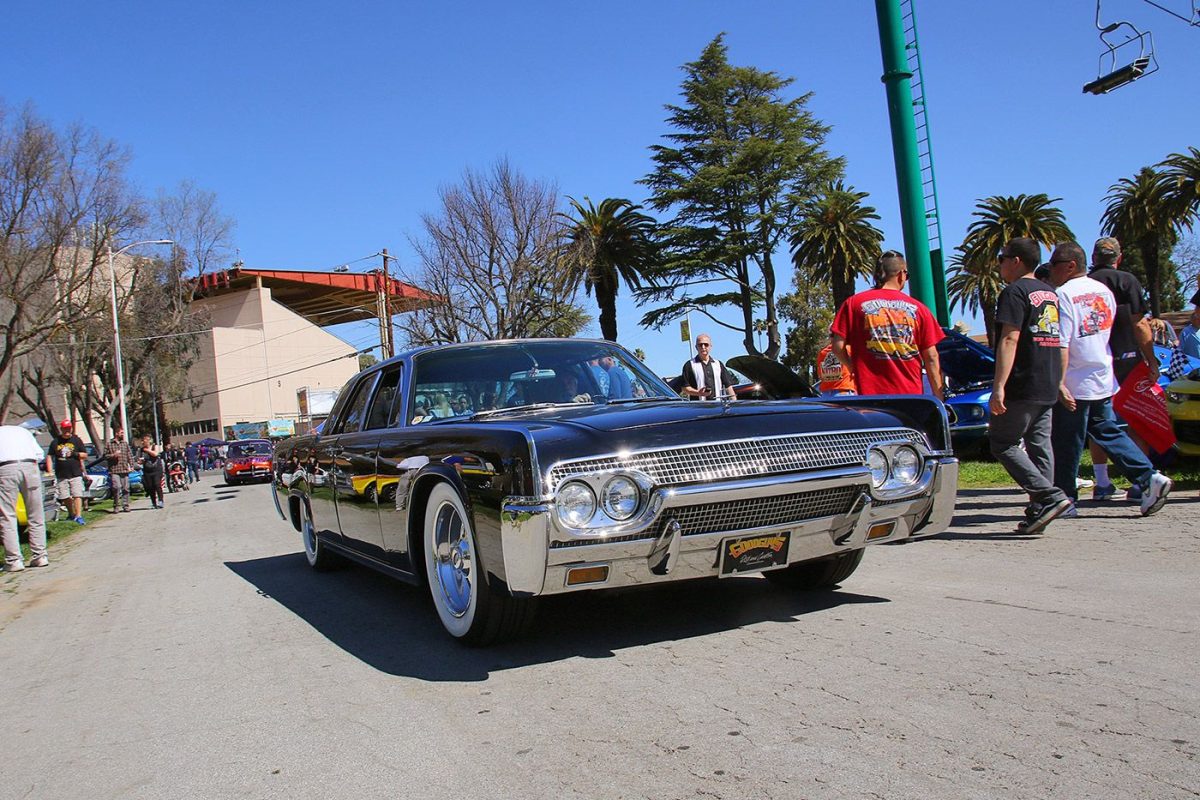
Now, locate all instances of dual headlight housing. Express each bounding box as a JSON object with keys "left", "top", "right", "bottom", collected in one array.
[
  {"left": 556, "top": 472, "right": 647, "bottom": 529},
  {"left": 866, "top": 444, "right": 924, "bottom": 494}
]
